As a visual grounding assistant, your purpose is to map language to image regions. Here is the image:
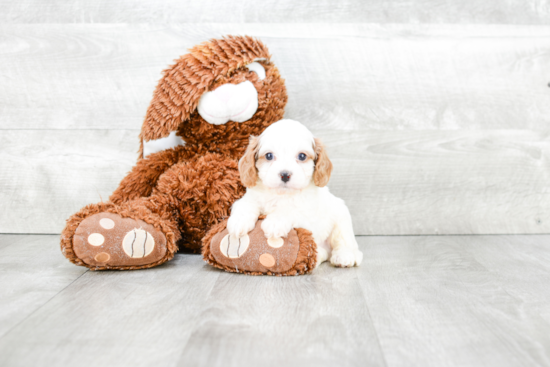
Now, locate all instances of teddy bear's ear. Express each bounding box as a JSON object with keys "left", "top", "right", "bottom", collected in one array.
[{"left": 138, "top": 36, "right": 272, "bottom": 159}]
